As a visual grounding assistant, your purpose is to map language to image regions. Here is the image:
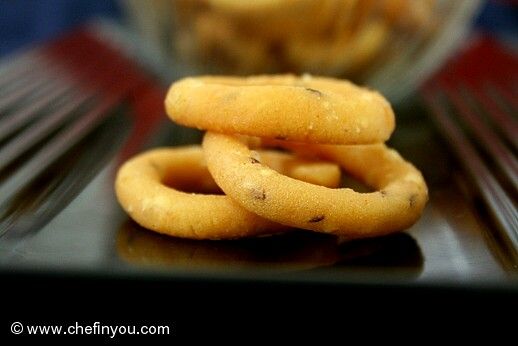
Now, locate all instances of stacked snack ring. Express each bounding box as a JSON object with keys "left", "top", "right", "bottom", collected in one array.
[
  {"left": 115, "top": 146, "right": 342, "bottom": 239},
  {"left": 116, "top": 74, "right": 428, "bottom": 240},
  {"left": 165, "top": 75, "right": 395, "bottom": 144},
  {"left": 202, "top": 134, "right": 427, "bottom": 239}
]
